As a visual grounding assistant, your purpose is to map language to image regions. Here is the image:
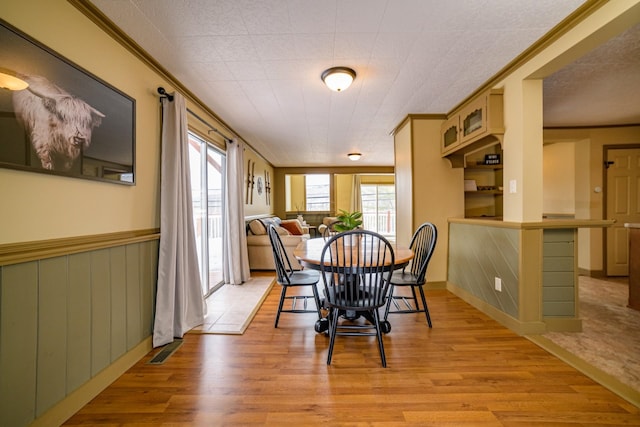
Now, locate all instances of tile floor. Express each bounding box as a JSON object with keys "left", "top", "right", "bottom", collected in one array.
[{"left": 190, "top": 275, "right": 275, "bottom": 334}]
